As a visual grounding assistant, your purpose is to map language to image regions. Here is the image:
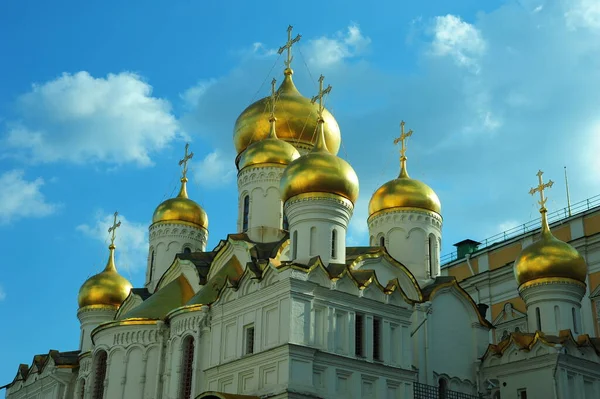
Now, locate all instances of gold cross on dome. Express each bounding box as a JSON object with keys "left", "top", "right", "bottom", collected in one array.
[
  {"left": 529, "top": 170, "right": 554, "bottom": 211},
  {"left": 393, "top": 121, "right": 413, "bottom": 161},
  {"left": 108, "top": 211, "right": 121, "bottom": 246},
  {"left": 179, "top": 143, "right": 194, "bottom": 180},
  {"left": 269, "top": 78, "right": 277, "bottom": 116},
  {"left": 278, "top": 25, "right": 302, "bottom": 68},
  {"left": 310, "top": 75, "right": 332, "bottom": 119}
]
